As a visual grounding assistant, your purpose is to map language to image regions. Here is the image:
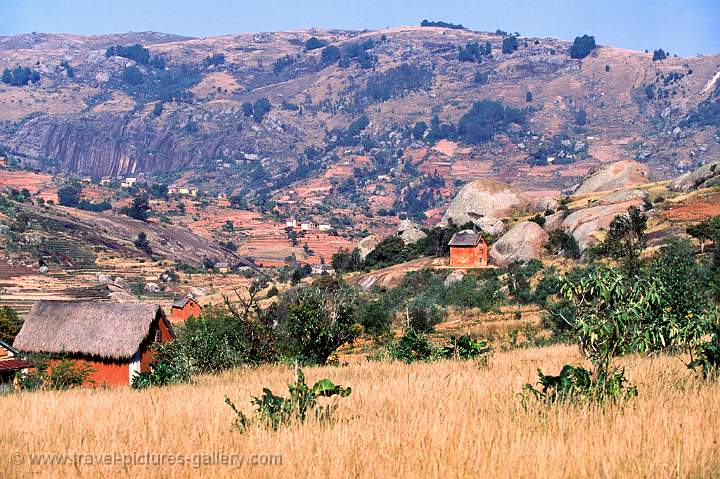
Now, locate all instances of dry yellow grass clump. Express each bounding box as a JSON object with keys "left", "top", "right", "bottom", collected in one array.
[{"left": 1, "top": 345, "right": 719, "bottom": 478}]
